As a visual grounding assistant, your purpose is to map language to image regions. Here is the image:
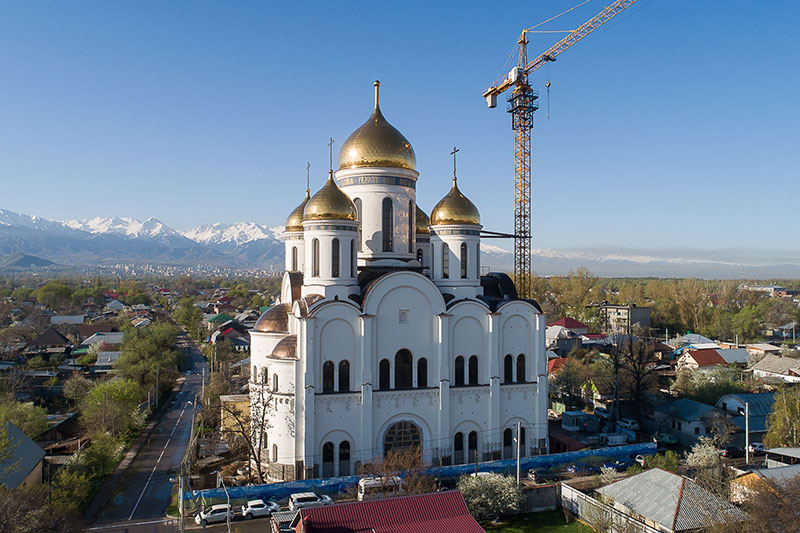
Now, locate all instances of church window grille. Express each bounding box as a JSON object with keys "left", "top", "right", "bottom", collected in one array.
[
  {"left": 503, "top": 428, "right": 513, "bottom": 459},
  {"left": 516, "top": 354, "right": 526, "bottom": 383},
  {"left": 354, "top": 198, "right": 363, "bottom": 252},
  {"left": 273, "top": 444, "right": 278, "bottom": 463},
  {"left": 417, "top": 358, "right": 427, "bottom": 388},
  {"left": 408, "top": 201, "right": 414, "bottom": 253},
  {"left": 454, "top": 356, "right": 465, "bottom": 386},
  {"left": 339, "top": 441, "right": 351, "bottom": 476},
  {"left": 442, "top": 243, "right": 450, "bottom": 279},
  {"left": 312, "top": 239, "right": 320, "bottom": 277},
  {"left": 454, "top": 432, "right": 464, "bottom": 464},
  {"left": 339, "top": 360, "right": 350, "bottom": 392},
  {"left": 395, "top": 349, "right": 412, "bottom": 389},
  {"left": 460, "top": 243, "right": 468, "bottom": 278},
  {"left": 350, "top": 240, "right": 356, "bottom": 277},
  {"left": 468, "top": 431, "right": 478, "bottom": 461},
  {"left": 322, "top": 442, "right": 334, "bottom": 478},
  {"left": 504, "top": 355, "right": 513, "bottom": 383},
  {"left": 383, "top": 421, "right": 421, "bottom": 455},
  {"left": 379, "top": 359, "right": 390, "bottom": 390},
  {"left": 273, "top": 374, "right": 279, "bottom": 392},
  {"left": 322, "top": 361, "right": 334, "bottom": 393},
  {"left": 291, "top": 246, "right": 298, "bottom": 271},
  {"left": 332, "top": 238, "right": 340, "bottom": 277},
  {"left": 468, "top": 355, "right": 479, "bottom": 385},
  {"left": 382, "top": 198, "right": 393, "bottom": 252},
  {"left": 261, "top": 367, "right": 269, "bottom": 385}
]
